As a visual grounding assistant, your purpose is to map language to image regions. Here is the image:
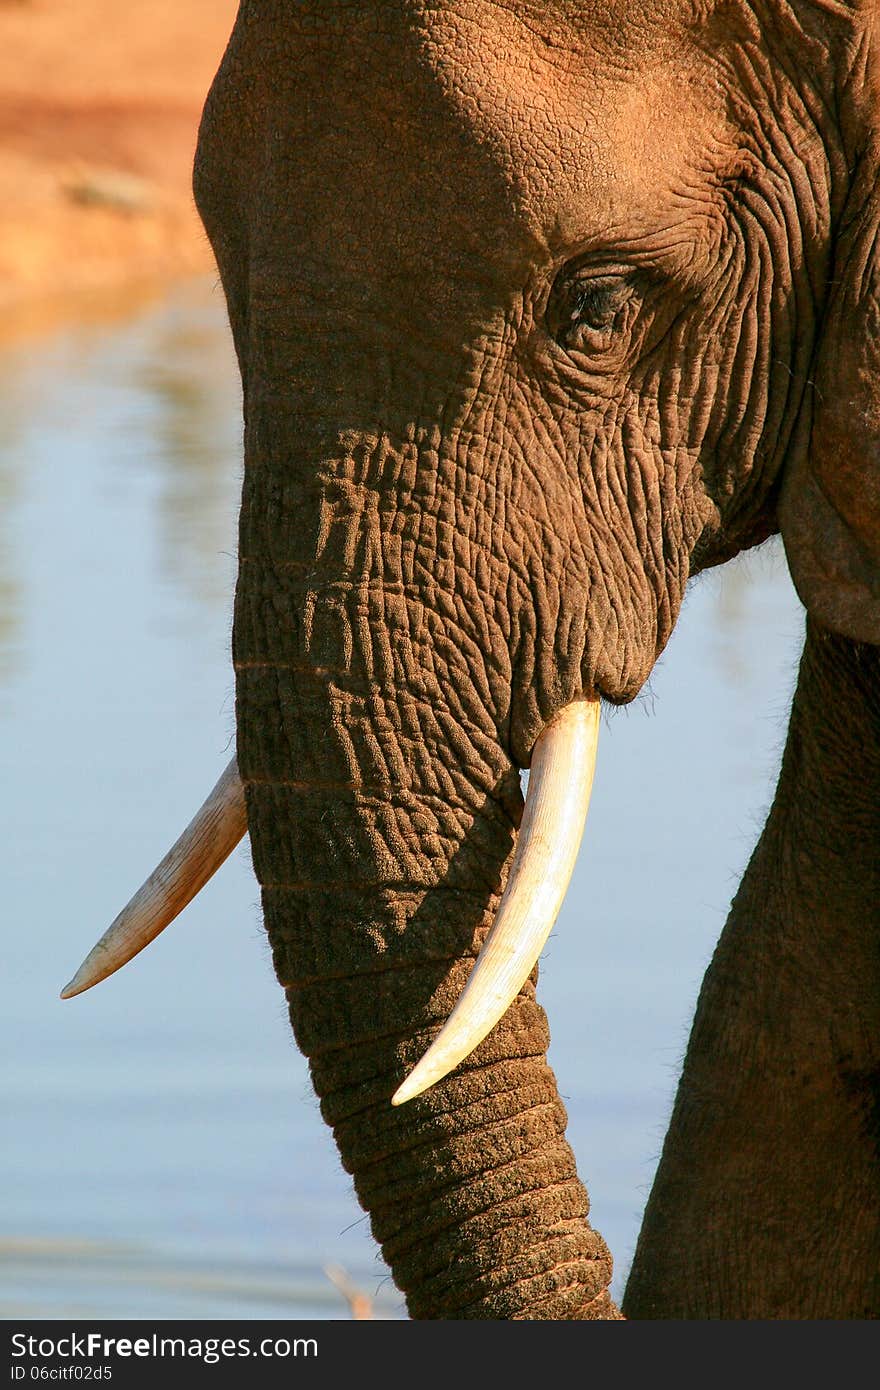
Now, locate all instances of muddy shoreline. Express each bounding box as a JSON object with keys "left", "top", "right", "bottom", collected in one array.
[{"left": 0, "top": 2, "right": 237, "bottom": 331}]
